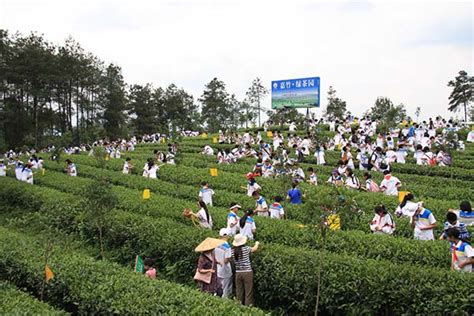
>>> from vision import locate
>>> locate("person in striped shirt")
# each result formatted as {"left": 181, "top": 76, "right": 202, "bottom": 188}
{"left": 227, "top": 234, "right": 260, "bottom": 306}
{"left": 440, "top": 212, "right": 470, "bottom": 242}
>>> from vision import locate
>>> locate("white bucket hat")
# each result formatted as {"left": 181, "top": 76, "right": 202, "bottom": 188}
{"left": 232, "top": 234, "right": 248, "bottom": 247}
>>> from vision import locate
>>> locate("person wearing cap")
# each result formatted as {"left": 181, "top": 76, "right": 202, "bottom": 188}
{"left": 194, "top": 238, "right": 224, "bottom": 295}
{"left": 215, "top": 228, "right": 233, "bottom": 298}
{"left": 411, "top": 206, "right": 437, "bottom": 241}
{"left": 252, "top": 191, "right": 269, "bottom": 217}
{"left": 227, "top": 234, "right": 260, "bottom": 306}
{"left": 227, "top": 203, "right": 241, "bottom": 236}
{"left": 241, "top": 173, "right": 261, "bottom": 197}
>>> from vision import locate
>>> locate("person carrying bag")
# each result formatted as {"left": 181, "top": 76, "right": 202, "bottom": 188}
{"left": 194, "top": 238, "right": 224, "bottom": 295}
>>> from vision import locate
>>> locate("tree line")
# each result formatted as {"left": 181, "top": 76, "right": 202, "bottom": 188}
{"left": 0, "top": 30, "right": 268, "bottom": 150}
{"left": 1, "top": 29, "right": 471, "bottom": 150}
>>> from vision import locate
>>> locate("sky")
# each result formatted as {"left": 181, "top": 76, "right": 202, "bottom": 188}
{"left": 0, "top": 0, "right": 472, "bottom": 121}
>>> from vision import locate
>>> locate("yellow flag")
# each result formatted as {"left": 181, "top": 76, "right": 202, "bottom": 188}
{"left": 266, "top": 131, "right": 273, "bottom": 138}
{"left": 143, "top": 189, "right": 151, "bottom": 200}
{"left": 41, "top": 168, "right": 46, "bottom": 176}
{"left": 327, "top": 214, "right": 341, "bottom": 231}
{"left": 398, "top": 191, "right": 409, "bottom": 203}
{"left": 45, "top": 265, "right": 54, "bottom": 282}
{"left": 212, "top": 137, "right": 218, "bottom": 144}
{"left": 210, "top": 168, "right": 218, "bottom": 177}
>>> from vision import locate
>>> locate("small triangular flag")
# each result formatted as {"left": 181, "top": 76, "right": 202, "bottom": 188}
{"left": 45, "top": 265, "right": 54, "bottom": 282}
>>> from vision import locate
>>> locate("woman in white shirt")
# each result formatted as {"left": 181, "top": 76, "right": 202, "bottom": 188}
{"left": 148, "top": 162, "right": 158, "bottom": 179}
{"left": 122, "top": 158, "right": 133, "bottom": 174}
{"left": 23, "top": 163, "right": 34, "bottom": 184}
{"left": 413, "top": 145, "right": 424, "bottom": 165}
{"left": 395, "top": 145, "right": 407, "bottom": 164}
{"left": 238, "top": 210, "right": 256, "bottom": 240}
{"left": 196, "top": 201, "right": 213, "bottom": 229}
{"left": 187, "top": 200, "right": 213, "bottom": 229}
{"left": 344, "top": 169, "right": 360, "bottom": 190}
{"left": 342, "top": 147, "right": 355, "bottom": 170}
{"left": 315, "top": 146, "right": 326, "bottom": 165}
{"left": 370, "top": 205, "right": 395, "bottom": 235}
{"left": 143, "top": 160, "right": 158, "bottom": 179}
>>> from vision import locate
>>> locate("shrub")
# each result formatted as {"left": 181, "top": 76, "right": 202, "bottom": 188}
{"left": 0, "top": 281, "right": 67, "bottom": 315}
{"left": 0, "top": 227, "right": 265, "bottom": 315}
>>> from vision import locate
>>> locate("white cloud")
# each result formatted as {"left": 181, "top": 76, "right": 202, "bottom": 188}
{"left": 1, "top": 0, "right": 472, "bottom": 120}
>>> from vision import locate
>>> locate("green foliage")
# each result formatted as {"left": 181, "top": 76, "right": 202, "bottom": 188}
{"left": 0, "top": 179, "right": 472, "bottom": 315}
{"left": 0, "top": 281, "right": 67, "bottom": 315}
{"left": 199, "top": 78, "right": 233, "bottom": 132}
{"left": 266, "top": 108, "right": 306, "bottom": 126}
{"left": 101, "top": 64, "right": 128, "bottom": 140}
{"left": 81, "top": 179, "right": 118, "bottom": 259}
{"left": 447, "top": 70, "right": 474, "bottom": 122}
{"left": 369, "top": 97, "right": 407, "bottom": 134}
{"left": 0, "top": 169, "right": 454, "bottom": 270}
{"left": 128, "top": 84, "right": 160, "bottom": 135}
{"left": 0, "top": 227, "right": 264, "bottom": 315}
{"left": 324, "top": 86, "right": 347, "bottom": 121}
{"left": 246, "top": 77, "right": 269, "bottom": 126}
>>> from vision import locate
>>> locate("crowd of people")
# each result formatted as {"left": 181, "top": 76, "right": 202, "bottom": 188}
{"left": 1, "top": 115, "right": 472, "bottom": 306}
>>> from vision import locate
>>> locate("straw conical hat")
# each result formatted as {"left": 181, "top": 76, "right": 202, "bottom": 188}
{"left": 195, "top": 238, "right": 225, "bottom": 252}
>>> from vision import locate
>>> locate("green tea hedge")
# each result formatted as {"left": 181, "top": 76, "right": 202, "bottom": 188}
{"left": 0, "top": 281, "right": 67, "bottom": 315}
{"left": 0, "top": 227, "right": 265, "bottom": 315}
{"left": 1, "top": 178, "right": 472, "bottom": 315}
{"left": 29, "top": 171, "right": 452, "bottom": 269}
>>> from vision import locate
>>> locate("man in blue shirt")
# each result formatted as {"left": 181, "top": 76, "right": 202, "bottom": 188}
{"left": 286, "top": 183, "right": 302, "bottom": 205}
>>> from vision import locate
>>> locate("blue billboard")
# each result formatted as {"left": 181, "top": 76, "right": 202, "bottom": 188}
{"left": 271, "top": 76, "right": 320, "bottom": 109}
